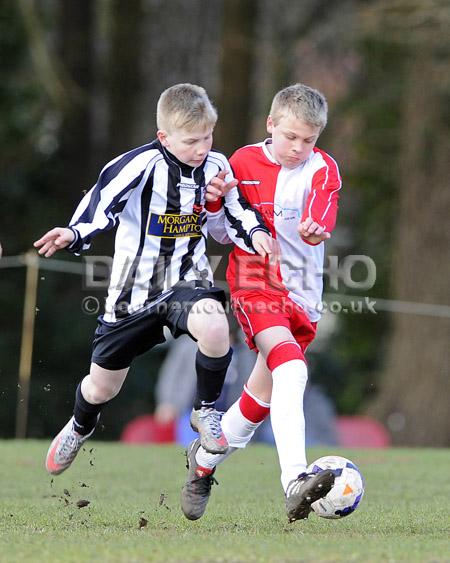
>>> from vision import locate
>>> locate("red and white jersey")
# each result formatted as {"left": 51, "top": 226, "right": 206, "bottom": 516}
{"left": 208, "top": 140, "right": 342, "bottom": 322}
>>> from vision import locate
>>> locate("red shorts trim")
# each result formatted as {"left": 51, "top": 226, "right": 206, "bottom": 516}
{"left": 232, "top": 290, "right": 317, "bottom": 353}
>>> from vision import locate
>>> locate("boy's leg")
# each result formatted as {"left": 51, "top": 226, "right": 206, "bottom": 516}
{"left": 46, "top": 364, "right": 128, "bottom": 475}
{"left": 46, "top": 301, "right": 166, "bottom": 476}
{"left": 196, "top": 352, "right": 271, "bottom": 467}
{"left": 255, "top": 326, "right": 334, "bottom": 521}
{"left": 255, "top": 326, "right": 308, "bottom": 489}
{"left": 183, "top": 290, "right": 333, "bottom": 521}
{"left": 190, "top": 353, "right": 271, "bottom": 473}
{"left": 186, "top": 298, "right": 232, "bottom": 454}
{"left": 181, "top": 354, "right": 271, "bottom": 520}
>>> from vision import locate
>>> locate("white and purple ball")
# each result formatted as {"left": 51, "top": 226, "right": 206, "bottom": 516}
{"left": 307, "top": 455, "right": 365, "bottom": 519}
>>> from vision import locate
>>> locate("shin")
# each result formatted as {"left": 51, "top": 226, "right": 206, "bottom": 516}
{"left": 195, "top": 384, "right": 270, "bottom": 469}
{"left": 266, "top": 340, "right": 308, "bottom": 492}
{"left": 73, "top": 364, "right": 129, "bottom": 435}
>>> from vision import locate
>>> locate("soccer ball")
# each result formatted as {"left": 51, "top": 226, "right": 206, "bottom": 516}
{"left": 307, "top": 455, "right": 365, "bottom": 519}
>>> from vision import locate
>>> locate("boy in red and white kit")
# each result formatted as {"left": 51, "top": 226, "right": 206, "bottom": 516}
{"left": 181, "top": 83, "right": 342, "bottom": 522}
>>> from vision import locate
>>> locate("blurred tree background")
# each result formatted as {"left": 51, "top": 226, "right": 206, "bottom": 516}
{"left": 1, "top": 0, "right": 449, "bottom": 445}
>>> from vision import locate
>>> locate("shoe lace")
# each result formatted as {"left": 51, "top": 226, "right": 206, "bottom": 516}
{"left": 192, "top": 474, "right": 218, "bottom": 494}
{"left": 58, "top": 431, "right": 83, "bottom": 461}
{"left": 199, "top": 408, "right": 224, "bottom": 439}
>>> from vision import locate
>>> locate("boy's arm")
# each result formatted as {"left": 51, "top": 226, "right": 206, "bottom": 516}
{"left": 299, "top": 152, "right": 342, "bottom": 245}
{"left": 223, "top": 186, "right": 270, "bottom": 251}
{"left": 62, "top": 152, "right": 148, "bottom": 255}
{"left": 206, "top": 206, "right": 233, "bottom": 245}
{"left": 206, "top": 162, "right": 271, "bottom": 252}
{"left": 205, "top": 170, "right": 236, "bottom": 245}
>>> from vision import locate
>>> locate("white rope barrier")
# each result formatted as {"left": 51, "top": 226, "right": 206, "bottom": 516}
{"left": 1, "top": 254, "right": 449, "bottom": 318}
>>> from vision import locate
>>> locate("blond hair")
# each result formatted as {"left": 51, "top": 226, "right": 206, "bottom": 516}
{"left": 270, "top": 83, "right": 328, "bottom": 131}
{"left": 156, "top": 83, "right": 217, "bottom": 133}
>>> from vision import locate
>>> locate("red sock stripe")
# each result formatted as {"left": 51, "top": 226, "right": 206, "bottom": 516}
{"left": 266, "top": 340, "right": 304, "bottom": 372}
{"left": 239, "top": 387, "right": 270, "bottom": 423}
{"left": 195, "top": 465, "right": 214, "bottom": 478}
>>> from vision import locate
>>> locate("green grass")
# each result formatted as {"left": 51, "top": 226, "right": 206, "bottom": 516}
{"left": 0, "top": 441, "right": 449, "bottom": 562}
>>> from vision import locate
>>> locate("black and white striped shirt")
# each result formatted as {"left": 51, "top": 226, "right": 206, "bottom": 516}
{"left": 67, "top": 139, "right": 268, "bottom": 322}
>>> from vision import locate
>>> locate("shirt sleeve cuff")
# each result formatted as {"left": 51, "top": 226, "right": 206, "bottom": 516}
{"left": 301, "top": 236, "right": 321, "bottom": 246}
{"left": 65, "top": 227, "right": 82, "bottom": 254}
{"left": 249, "top": 226, "right": 271, "bottom": 250}
{"left": 205, "top": 198, "right": 223, "bottom": 213}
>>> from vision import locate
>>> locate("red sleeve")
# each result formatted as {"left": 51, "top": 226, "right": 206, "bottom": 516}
{"left": 229, "top": 150, "right": 241, "bottom": 179}
{"left": 301, "top": 150, "right": 342, "bottom": 233}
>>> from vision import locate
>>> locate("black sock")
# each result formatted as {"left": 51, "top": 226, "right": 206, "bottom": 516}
{"left": 73, "top": 383, "right": 106, "bottom": 436}
{"left": 193, "top": 348, "right": 233, "bottom": 410}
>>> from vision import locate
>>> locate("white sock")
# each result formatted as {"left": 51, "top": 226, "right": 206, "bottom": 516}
{"left": 270, "top": 359, "right": 308, "bottom": 492}
{"left": 195, "top": 444, "right": 236, "bottom": 469}
{"left": 195, "top": 397, "right": 267, "bottom": 469}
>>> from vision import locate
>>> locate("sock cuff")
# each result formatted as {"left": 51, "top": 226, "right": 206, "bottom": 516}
{"left": 73, "top": 382, "right": 104, "bottom": 436}
{"left": 266, "top": 341, "right": 304, "bottom": 372}
{"left": 195, "top": 465, "right": 214, "bottom": 478}
{"left": 243, "top": 385, "right": 270, "bottom": 408}
{"left": 196, "top": 347, "right": 233, "bottom": 370}
{"left": 239, "top": 386, "right": 270, "bottom": 423}
{"left": 75, "top": 383, "right": 99, "bottom": 412}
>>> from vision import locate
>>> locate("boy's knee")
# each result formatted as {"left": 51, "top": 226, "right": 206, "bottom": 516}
{"left": 82, "top": 373, "right": 124, "bottom": 404}
{"left": 188, "top": 299, "right": 230, "bottom": 352}
{"left": 203, "top": 316, "right": 229, "bottom": 341}
{"left": 83, "top": 382, "right": 120, "bottom": 404}
{"left": 196, "top": 316, "right": 229, "bottom": 354}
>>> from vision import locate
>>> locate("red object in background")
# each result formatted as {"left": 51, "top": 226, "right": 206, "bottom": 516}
{"left": 120, "top": 414, "right": 175, "bottom": 444}
{"left": 336, "top": 415, "right": 391, "bottom": 448}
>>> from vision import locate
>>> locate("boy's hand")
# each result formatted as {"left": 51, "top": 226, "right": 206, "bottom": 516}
{"left": 252, "top": 230, "right": 280, "bottom": 265}
{"left": 34, "top": 227, "right": 75, "bottom": 258}
{"left": 298, "top": 217, "right": 331, "bottom": 245}
{"left": 205, "top": 170, "right": 238, "bottom": 202}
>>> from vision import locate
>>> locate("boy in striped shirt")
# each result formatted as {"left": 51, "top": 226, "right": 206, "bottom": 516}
{"left": 34, "top": 83, "right": 274, "bottom": 476}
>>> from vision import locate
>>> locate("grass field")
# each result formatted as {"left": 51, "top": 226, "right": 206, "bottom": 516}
{"left": 0, "top": 441, "right": 449, "bottom": 562}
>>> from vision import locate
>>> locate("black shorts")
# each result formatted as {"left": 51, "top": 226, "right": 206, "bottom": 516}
{"left": 91, "top": 282, "right": 226, "bottom": 370}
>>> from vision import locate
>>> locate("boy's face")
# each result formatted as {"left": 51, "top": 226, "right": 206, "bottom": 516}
{"left": 157, "top": 126, "right": 213, "bottom": 167}
{"left": 266, "top": 114, "right": 321, "bottom": 169}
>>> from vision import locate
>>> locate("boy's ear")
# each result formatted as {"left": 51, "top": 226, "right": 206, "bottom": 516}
{"left": 266, "top": 115, "right": 274, "bottom": 135}
{"left": 157, "top": 130, "right": 169, "bottom": 147}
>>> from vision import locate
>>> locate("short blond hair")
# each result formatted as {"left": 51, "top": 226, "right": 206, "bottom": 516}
{"left": 156, "top": 83, "right": 217, "bottom": 133}
{"left": 270, "top": 83, "right": 328, "bottom": 131}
